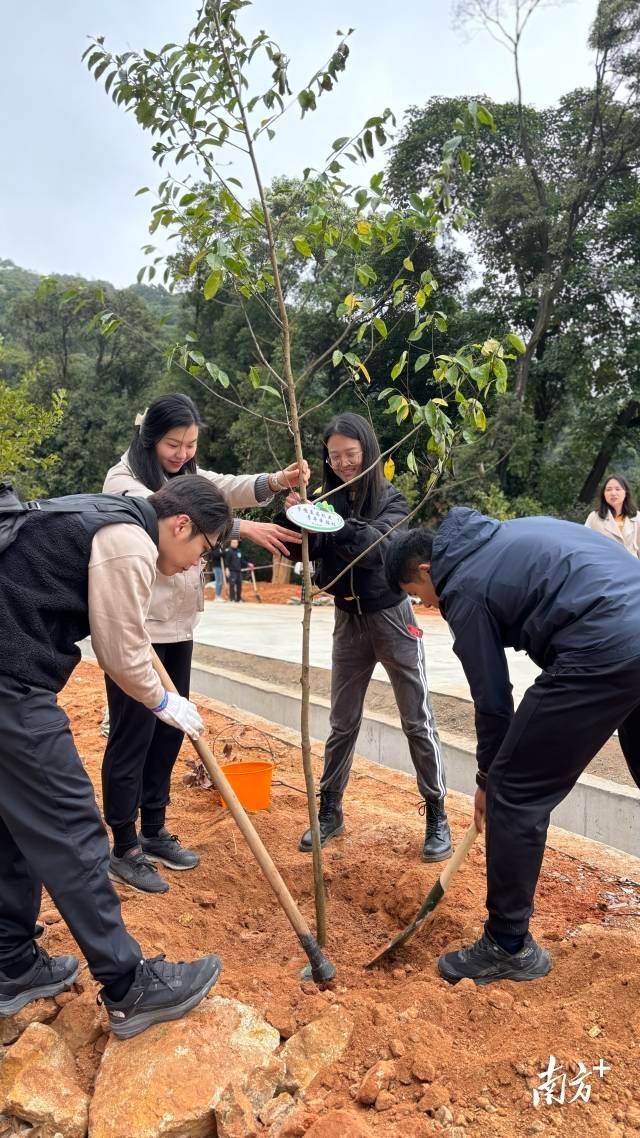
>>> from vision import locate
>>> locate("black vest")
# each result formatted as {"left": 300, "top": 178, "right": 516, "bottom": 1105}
{"left": 0, "top": 494, "right": 158, "bottom": 693}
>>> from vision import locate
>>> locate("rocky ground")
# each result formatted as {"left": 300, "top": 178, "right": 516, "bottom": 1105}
{"left": 2, "top": 662, "right": 640, "bottom": 1138}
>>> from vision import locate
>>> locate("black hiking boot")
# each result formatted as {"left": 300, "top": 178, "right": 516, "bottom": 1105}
{"left": 438, "top": 930, "right": 552, "bottom": 986}
{"left": 0, "top": 947, "right": 79, "bottom": 1017}
{"left": 140, "top": 828, "right": 200, "bottom": 871}
{"left": 108, "top": 846, "right": 170, "bottom": 895}
{"left": 100, "top": 953, "right": 222, "bottom": 1040}
{"left": 421, "top": 798, "right": 452, "bottom": 862}
{"left": 298, "top": 793, "right": 344, "bottom": 852}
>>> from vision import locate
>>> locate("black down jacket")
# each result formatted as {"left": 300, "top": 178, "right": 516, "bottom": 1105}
{"left": 278, "top": 481, "right": 409, "bottom": 614}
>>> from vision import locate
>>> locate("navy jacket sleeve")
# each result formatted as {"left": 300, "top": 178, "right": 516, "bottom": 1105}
{"left": 444, "top": 593, "right": 514, "bottom": 784}
{"left": 329, "top": 487, "right": 408, "bottom": 567}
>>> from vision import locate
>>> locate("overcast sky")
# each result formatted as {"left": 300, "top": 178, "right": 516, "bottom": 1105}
{"left": 0, "top": 0, "right": 598, "bottom": 288}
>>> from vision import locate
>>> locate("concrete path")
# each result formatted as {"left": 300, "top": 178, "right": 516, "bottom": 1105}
{"left": 195, "top": 601, "right": 540, "bottom": 706}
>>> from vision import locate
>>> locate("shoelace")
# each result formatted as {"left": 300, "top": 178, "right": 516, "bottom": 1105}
{"left": 418, "top": 800, "right": 444, "bottom": 825}
{"left": 97, "top": 954, "right": 183, "bottom": 1008}
{"left": 138, "top": 953, "right": 181, "bottom": 992}
{"left": 318, "top": 800, "right": 340, "bottom": 823}
{"left": 128, "top": 849, "right": 160, "bottom": 874}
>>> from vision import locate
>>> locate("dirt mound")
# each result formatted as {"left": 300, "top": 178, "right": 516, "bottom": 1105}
{"left": 26, "top": 663, "right": 640, "bottom": 1136}
{"left": 204, "top": 581, "right": 308, "bottom": 605}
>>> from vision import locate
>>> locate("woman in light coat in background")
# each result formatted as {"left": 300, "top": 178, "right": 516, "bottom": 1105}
{"left": 101, "top": 392, "right": 307, "bottom": 894}
{"left": 585, "top": 474, "right": 639, "bottom": 557}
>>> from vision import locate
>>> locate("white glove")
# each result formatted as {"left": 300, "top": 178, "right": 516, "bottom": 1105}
{"left": 151, "top": 690, "right": 204, "bottom": 739}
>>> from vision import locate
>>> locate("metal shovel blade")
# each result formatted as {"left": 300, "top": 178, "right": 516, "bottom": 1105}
{"left": 365, "top": 821, "right": 479, "bottom": 968}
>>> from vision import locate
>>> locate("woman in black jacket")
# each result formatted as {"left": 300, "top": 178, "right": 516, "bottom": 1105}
{"left": 285, "top": 412, "right": 450, "bottom": 862}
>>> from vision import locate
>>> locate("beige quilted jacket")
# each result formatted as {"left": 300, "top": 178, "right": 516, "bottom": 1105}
{"left": 585, "top": 509, "right": 639, "bottom": 558}
{"left": 103, "top": 453, "right": 274, "bottom": 642}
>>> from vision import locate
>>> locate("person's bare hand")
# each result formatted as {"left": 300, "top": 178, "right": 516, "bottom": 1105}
{"left": 474, "top": 787, "right": 486, "bottom": 833}
{"left": 279, "top": 460, "right": 310, "bottom": 489}
{"left": 239, "top": 519, "right": 302, "bottom": 556}
{"left": 285, "top": 490, "right": 301, "bottom": 510}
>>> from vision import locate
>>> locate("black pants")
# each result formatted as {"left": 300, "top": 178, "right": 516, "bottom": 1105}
{"left": 102, "top": 641, "right": 193, "bottom": 844}
{"left": 486, "top": 657, "right": 640, "bottom": 937}
{"left": 228, "top": 573, "right": 242, "bottom": 602}
{"left": 0, "top": 675, "right": 141, "bottom": 984}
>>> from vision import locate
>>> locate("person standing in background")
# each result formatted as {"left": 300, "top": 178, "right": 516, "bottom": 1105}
{"left": 209, "top": 541, "right": 227, "bottom": 601}
{"left": 224, "top": 538, "right": 252, "bottom": 602}
{"left": 585, "top": 474, "right": 639, "bottom": 557}
{"left": 102, "top": 392, "right": 307, "bottom": 895}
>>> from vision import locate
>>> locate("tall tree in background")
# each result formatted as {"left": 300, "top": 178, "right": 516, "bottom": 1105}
{"left": 387, "top": 0, "right": 640, "bottom": 510}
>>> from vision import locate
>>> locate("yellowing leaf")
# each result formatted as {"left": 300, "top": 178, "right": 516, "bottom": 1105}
{"left": 356, "top": 220, "right": 371, "bottom": 236}
{"left": 343, "top": 293, "right": 359, "bottom": 312}
{"left": 383, "top": 458, "right": 395, "bottom": 481}
{"left": 481, "top": 338, "right": 500, "bottom": 357}
{"left": 357, "top": 360, "right": 371, "bottom": 383}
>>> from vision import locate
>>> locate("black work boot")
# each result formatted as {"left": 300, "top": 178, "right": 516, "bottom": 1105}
{"left": 422, "top": 798, "right": 452, "bottom": 862}
{"left": 298, "top": 793, "right": 344, "bottom": 852}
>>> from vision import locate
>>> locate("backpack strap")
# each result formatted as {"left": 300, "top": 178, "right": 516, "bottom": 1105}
{"left": 0, "top": 484, "right": 158, "bottom": 554}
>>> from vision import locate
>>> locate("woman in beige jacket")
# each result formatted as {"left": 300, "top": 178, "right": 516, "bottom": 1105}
{"left": 585, "top": 474, "right": 639, "bottom": 558}
{"left": 101, "top": 392, "right": 307, "bottom": 894}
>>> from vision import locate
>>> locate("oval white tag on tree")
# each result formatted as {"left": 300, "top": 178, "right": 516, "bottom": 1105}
{"left": 286, "top": 502, "right": 345, "bottom": 533}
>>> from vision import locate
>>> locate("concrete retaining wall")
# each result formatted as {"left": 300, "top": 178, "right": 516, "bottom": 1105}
{"left": 189, "top": 661, "right": 640, "bottom": 861}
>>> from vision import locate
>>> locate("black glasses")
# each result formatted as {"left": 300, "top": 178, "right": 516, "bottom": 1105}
{"left": 194, "top": 525, "right": 215, "bottom": 554}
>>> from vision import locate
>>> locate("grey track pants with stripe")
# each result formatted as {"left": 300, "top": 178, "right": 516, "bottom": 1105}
{"left": 320, "top": 597, "right": 446, "bottom": 802}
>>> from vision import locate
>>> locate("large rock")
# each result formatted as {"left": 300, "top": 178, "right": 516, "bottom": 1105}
{"left": 280, "top": 1006, "right": 354, "bottom": 1096}
{"left": 0, "top": 1001, "right": 58, "bottom": 1046}
{"left": 53, "top": 990, "right": 105, "bottom": 1055}
{"left": 305, "top": 1110, "right": 371, "bottom": 1138}
{"left": 0, "top": 1022, "right": 88, "bottom": 1138}
{"left": 89, "top": 997, "right": 280, "bottom": 1138}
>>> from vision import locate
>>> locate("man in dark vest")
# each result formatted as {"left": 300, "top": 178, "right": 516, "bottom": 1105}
{"left": 0, "top": 475, "right": 232, "bottom": 1038}
{"left": 386, "top": 508, "right": 640, "bottom": 986}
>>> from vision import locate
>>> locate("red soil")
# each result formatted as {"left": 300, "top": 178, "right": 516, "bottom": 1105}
{"left": 40, "top": 664, "right": 640, "bottom": 1136}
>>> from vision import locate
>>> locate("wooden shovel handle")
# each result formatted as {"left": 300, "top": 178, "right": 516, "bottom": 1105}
{"left": 439, "top": 820, "right": 479, "bottom": 892}
{"left": 151, "top": 649, "right": 333, "bottom": 980}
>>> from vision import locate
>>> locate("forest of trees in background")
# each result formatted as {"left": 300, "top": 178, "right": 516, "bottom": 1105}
{"left": 1, "top": 5, "right": 639, "bottom": 522}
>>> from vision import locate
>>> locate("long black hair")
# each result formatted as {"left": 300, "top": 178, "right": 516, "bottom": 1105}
{"left": 597, "top": 473, "right": 637, "bottom": 520}
{"left": 321, "top": 412, "right": 385, "bottom": 518}
{"left": 127, "top": 393, "right": 202, "bottom": 491}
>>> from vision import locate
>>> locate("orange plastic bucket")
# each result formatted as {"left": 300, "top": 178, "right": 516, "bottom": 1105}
{"left": 218, "top": 761, "right": 273, "bottom": 811}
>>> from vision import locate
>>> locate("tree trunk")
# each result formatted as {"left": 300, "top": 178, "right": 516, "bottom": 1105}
{"left": 578, "top": 400, "right": 640, "bottom": 504}
{"left": 271, "top": 553, "right": 292, "bottom": 585}
{"left": 515, "top": 280, "right": 559, "bottom": 402}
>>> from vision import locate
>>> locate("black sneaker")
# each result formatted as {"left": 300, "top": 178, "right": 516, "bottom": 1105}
{"left": 100, "top": 953, "right": 222, "bottom": 1040}
{"left": 140, "top": 829, "right": 200, "bottom": 871}
{"left": 299, "top": 793, "right": 344, "bottom": 852}
{"left": 0, "top": 947, "right": 78, "bottom": 1017}
{"left": 438, "top": 930, "right": 552, "bottom": 986}
{"left": 421, "top": 798, "right": 452, "bottom": 863}
{"left": 108, "top": 847, "right": 170, "bottom": 895}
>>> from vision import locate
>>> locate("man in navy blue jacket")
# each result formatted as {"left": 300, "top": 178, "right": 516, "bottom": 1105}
{"left": 386, "top": 507, "right": 640, "bottom": 986}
